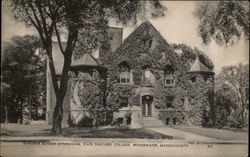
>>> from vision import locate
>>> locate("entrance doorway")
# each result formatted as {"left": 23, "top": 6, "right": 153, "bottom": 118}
{"left": 142, "top": 95, "right": 153, "bottom": 117}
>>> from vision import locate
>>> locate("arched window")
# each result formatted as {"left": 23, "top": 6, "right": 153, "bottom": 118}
{"left": 164, "top": 66, "right": 175, "bottom": 86}
{"left": 119, "top": 62, "right": 130, "bottom": 84}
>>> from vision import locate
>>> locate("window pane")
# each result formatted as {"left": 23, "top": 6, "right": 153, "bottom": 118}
{"left": 120, "top": 97, "right": 128, "bottom": 107}
{"left": 120, "top": 71, "right": 130, "bottom": 83}
{"left": 166, "top": 103, "right": 172, "bottom": 108}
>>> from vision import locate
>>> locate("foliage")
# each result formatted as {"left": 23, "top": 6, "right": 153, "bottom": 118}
{"left": 171, "top": 43, "right": 214, "bottom": 70}
{"left": 1, "top": 35, "right": 45, "bottom": 123}
{"left": 106, "top": 84, "right": 136, "bottom": 109}
{"left": 215, "top": 64, "right": 249, "bottom": 128}
{"left": 195, "top": 1, "right": 249, "bottom": 45}
{"left": 99, "top": 21, "right": 215, "bottom": 126}
{"left": 215, "top": 83, "right": 238, "bottom": 128}
{"left": 10, "top": 0, "right": 166, "bottom": 134}
{"left": 158, "top": 111, "right": 185, "bottom": 125}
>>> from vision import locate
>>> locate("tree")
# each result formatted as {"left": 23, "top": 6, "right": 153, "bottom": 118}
{"left": 10, "top": 0, "right": 166, "bottom": 134}
{"left": 195, "top": 1, "right": 249, "bottom": 45}
{"left": 1, "top": 35, "right": 45, "bottom": 124}
{"left": 214, "top": 83, "right": 238, "bottom": 128}
{"left": 1, "top": 82, "right": 11, "bottom": 123}
{"left": 216, "top": 64, "right": 249, "bottom": 128}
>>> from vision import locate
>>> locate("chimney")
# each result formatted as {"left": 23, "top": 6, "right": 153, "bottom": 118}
{"left": 107, "top": 27, "right": 123, "bottom": 52}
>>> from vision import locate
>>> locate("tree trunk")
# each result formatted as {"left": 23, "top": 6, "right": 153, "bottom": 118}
{"left": 50, "top": 53, "right": 72, "bottom": 135}
{"left": 48, "top": 28, "right": 77, "bottom": 135}
{"left": 20, "top": 101, "right": 24, "bottom": 124}
{"left": 51, "top": 95, "right": 64, "bottom": 135}
{"left": 4, "top": 103, "right": 8, "bottom": 123}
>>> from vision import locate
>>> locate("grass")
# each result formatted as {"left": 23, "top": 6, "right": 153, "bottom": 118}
{"left": 1, "top": 123, "right": 175, "bottom": 139}
{"left": 172, "top": 125, "right": 248, "bottom": 141}
{"left": 62, "top": 127, "right": 174, "bottom": 139}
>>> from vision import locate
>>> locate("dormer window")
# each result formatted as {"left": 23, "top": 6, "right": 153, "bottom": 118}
{"left": 119, "top": 62, "right": 130, "bottom": 84}
{"left": 164, "top": 67, "right": 175, "bottom": 86}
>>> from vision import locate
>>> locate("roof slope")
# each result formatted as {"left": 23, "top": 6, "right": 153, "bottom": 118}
{"left": 71, "top": 52, "right": 100, "bottom": 67}
{"left": 114, "top": 21, "right": 177, "bottom": 61}
{"left": 51, "top": 27, "right": 122, "bottom": 74}
{"left": 188, "top": 56, "right": 214, "bottom": 74}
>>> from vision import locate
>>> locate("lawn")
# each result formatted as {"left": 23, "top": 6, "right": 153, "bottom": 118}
{"left": 172, "top": 125, "right": 248, "bottom": 141}
{"left": 62, "top": 127, "right": 174, "bottom": 139}
{"left": 1, "top": 124, "right": 175, "bottom": 139}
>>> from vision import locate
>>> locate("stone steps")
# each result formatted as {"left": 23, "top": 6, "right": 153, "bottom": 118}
{"left": 142, "top": 117, "right": 166, "bottom": 127}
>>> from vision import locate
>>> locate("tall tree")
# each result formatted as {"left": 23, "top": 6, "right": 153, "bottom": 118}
{"left": 216, "top": 64, "right": 249, "bottom": 128}
{"left": 1, "top": 35, "right": 45, "bottom": 123}
{"left": 10, "top": 0, "right": 166, "bottom": 134}
{"left": 195, "top": 1, "right": 249, "bottom": 46}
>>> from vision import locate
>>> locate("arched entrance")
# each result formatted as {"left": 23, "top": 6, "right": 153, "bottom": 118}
{"left": 142, "top": 95, "right": 153, "bottom": 117}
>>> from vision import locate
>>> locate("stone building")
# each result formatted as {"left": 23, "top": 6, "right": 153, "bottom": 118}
{"left": 46, "top": 21, "right": 215, "bottom": 128}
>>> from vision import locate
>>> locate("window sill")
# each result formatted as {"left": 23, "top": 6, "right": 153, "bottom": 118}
{"left": 164, "top": 85, "right": 175, "bottom": 87}
{"left": 159, "top": 108, "right": 176, "bottom": 111}
{"left": 117, "top": 82, "right": 131, "bottom": 85}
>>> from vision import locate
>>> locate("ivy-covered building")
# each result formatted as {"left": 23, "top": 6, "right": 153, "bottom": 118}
{"left": 46, "top": 21, "right": 215, "bottom": 128}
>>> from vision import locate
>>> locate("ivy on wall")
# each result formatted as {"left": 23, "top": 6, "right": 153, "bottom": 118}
{"left": 73, "top": 22, "right": 215, "bottom": 126}
{"left": 98, "top": 23, "right": 215, "bottom": 126}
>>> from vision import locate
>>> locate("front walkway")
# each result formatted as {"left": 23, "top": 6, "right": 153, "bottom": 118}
{"left": 148, "top": 127, "right": 247, "bottom": 143}
{"left": 148, "top": 127, "right": 217, "bottom": 142}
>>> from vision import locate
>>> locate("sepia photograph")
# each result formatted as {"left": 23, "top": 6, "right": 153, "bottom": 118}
{"left": 1, "top": 0, "right": 249, "bottom": 157}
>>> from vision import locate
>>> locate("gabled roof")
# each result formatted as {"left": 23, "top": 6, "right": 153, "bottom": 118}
{"left": 187, "top": 56, "right": 214, "bottom": 74}
{"left": 114, "top": 21, "right": 177, "bottom": 61}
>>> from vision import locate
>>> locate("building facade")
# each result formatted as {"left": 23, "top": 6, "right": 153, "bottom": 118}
{"left": 46, "top": 21, "right": 215, "bottom": 128}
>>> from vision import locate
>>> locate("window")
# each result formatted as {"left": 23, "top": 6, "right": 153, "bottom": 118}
{"left": 143, "top": 39, "right": 153, "bottom": 48}
{"left": 164, "top": 68, "right": 175, "bottom": 86}
{"left": 203, "top": 74, "right": 211, "bottom": 82}
{"left": 166, "top": 96, "right": 173, "bottom": 108}
{"left": 120, "top": 97, "right": 129, "bottom": 107}
{"left": 191, "top": 76, "right": 196, "bottom": 83}
{"left": 143, "top": 68, "right": 155, "bottom": 85}
{"left": 119, "top": 62, "right": 130, "bottom": 84}
{"left": 166, "top": 102, "right": 172, "bottom": 108}
{"left": 145, "top": 69, "right": 151, "bottom": 78}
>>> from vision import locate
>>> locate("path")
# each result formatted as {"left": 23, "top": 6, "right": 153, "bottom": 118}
{"left": 148, "top": 127, "right": 247, "bottom": 143}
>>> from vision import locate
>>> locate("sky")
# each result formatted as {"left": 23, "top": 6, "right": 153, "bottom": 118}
{"left": 1, "top": 1, "right": 249, "bottom": 74}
